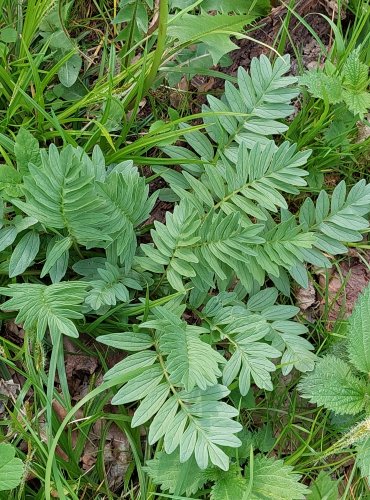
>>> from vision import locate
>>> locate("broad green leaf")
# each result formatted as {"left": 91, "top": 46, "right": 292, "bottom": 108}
{"left": 144, "top": 450, "right": 208, "bottom": 496}
{"left": 14, "top": 128, "right": 41, "bottom": 174}
{"left": 58, "top": 54, "right": 82, "bottom": 87}
{"left": 41, "top": 236, "right": 72, "bottom": 278}
{"left": 168, "top": 13, "right": 257, "bottom": 64}
{"left": 9, "top": 230, "right": 40, "bottom": 278}
{"left": 356, "top": 437, "right": 370, "bottom": 482}
{"left": 348, "top": 284, "right": 370, "bottom": 374}
{"left": 298, "top": 355, "right": 367, "bottom": 415}
{"left": 245, "top": 455, "right": 309, "bottom": 499}
{"left": 0, "top": 443, "right": 24, "bottom": 492}
{"left": 307, "top": 471, "right": 339, "bottom": 500}
{"left": 299, "top": 71, "right": 342, "bottom": 103}
{"left": 0, "top": 226, "right": 17, "bottom": 252}
{"left": 210, "top": 464, "right": 246, "bottom": 499}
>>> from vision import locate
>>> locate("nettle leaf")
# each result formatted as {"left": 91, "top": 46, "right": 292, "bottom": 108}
{"left": 14, "top": 128, "right": 41, "bottom": 175}
{"left": 0, "top": 282, "right": 87, "bottom": 341}
{"left": 144, "top": 450, "right": 208, "bottom": 496}
{"left": 299, "top": 71, "right": 343, "bottom": 103}
{"left": 307, "top": 471, "right": 339, "bottom": 500}
{"left": 347, "top": 284, "right": 370, "bottom": 374}
{"left": 356, "top": 437, "right": 370, "bottom": 483}
{"left": 245, "top": 455, "right": 309, "bottom": 499}
{"left": 202, "top": 0, "right": 270, "bottom": 14}
{"left": 0, "top": 443, "right": 24, "bottom": 492}
{"left": 167, "top": 13, "right": 257, "bottom": 64}
{"left": 298, "top": 355, "right": 368, "bottom": 415}
{"left": 210, "top": 464, "right": 246, "bottom": 500}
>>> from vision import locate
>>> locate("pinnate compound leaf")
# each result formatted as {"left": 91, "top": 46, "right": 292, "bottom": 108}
{"left": 347, "top": 284, "right": 370, "bottom": 374}
{"left": 13, "top": 145, "right": 111, "bottom": 247}
{"left": 97, "top": 169, "right": 155, "bottom": 266}
{"left": 144, "top": 308, "right": 224, "bottom": 392}
{"left": 0, "top": 443, "right": 24, "bottom": 492}
{"left": 298, "top": 355, "right": 367, "bottom": 415}
{"left": 0, "top": 282, "right": 87, "bottom": 340}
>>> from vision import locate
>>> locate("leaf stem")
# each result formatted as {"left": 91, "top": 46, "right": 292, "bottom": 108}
{"left": 143, "top": 0, "right": 168, "bottom": 92}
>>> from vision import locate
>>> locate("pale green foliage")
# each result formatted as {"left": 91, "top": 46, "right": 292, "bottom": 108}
{"left": 99, "top": 306, "right": 241, "bottom": 471}
{"left": 202, "top": 289, "right": 315, "bottom": 391}
{"left": 299, "top": 47, "right": 370, "bottom": 116}
{"left": 84, "top": 262, "right": 143, "bottom": 312}
{"left": 151, "top": 56, "right": 370, "bottom": 294}
{"left": 146, "top": 451, "right": 308, "bottom": 499}
{"left": 0, "top": 282, "right": 87, "bottom": 340}
{"left": 0, "top": 54, "right": 369, "bottom": 489}
{"left": 0, "top": 444, "right": 24, "bottom": 492}
{"left": 13, "top": 145, "right": 111, "bottom": 247}
{"left": 2, "top": 143, "right": 154, "bottom": 281}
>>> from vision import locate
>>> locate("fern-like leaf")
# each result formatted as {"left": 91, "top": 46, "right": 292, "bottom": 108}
{"left": 96, "top": 168, "right": 156, "bottom": 266}
{"left": 99, "top": 307, "right": 241, "bottom": 470}
{"left": 0, "top": 282, "right": 87, "bottom": 340}
{"left": 13, "top": 145, "right": 111, "bottom": 247}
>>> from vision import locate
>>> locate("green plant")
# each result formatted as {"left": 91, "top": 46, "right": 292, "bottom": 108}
{"left": 299, "top": 46, "right": 370, "bottom": 117}
{"left": 0, "top": 443, "right": 24, "bottom": 492}
{"left": 1, "top": 52, "right": 370, "bottom": 499}
{"left": 299, "top": 283, "right": 370, "bottom": 483}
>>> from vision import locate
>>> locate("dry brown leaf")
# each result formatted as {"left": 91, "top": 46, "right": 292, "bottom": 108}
{"left": 296, "top": 281, "right": 316, "bottom": 311}
{"left": 104, "top": 425, "right": 131, "bottom": 489}
{"left": 0, "top": 378, "right": 20, "bottom": 400}
{"left": 319, "top": 254, "right": 370, "bottom": 328}
{"left": 80, "top": 422, "right": 132, "bottom": 489}
{"left": 65, "top": 354, "right": 98, "bottom": 379}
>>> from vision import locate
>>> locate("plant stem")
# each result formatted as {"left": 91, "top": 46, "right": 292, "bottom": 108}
{"left": 143, "top": 0, "right": 168, "bottom": 92}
